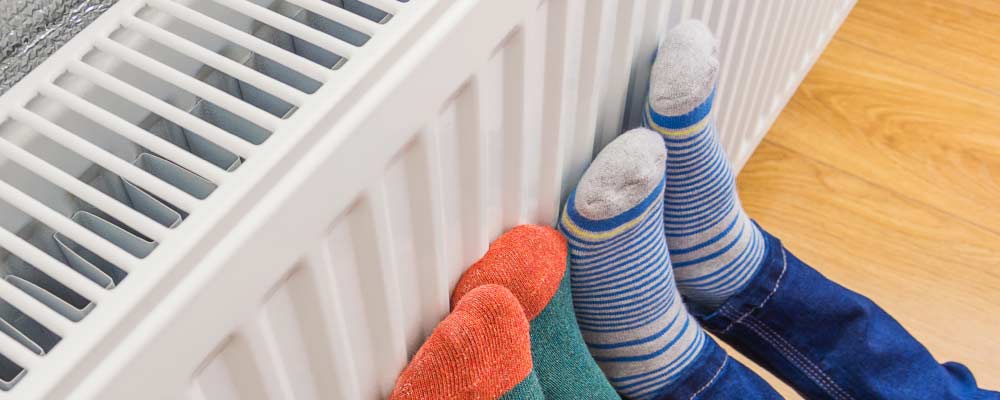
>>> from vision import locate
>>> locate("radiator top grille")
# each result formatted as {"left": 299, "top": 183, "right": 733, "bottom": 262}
{"left": 0, "top": 0, "right": 406, "bottom": 391}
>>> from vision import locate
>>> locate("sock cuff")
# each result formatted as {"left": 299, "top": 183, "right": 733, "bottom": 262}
{"left": 392, "top": 285, "right": 533, "bottom": 400}
{"left": 645, "top": 88, "right": 715, "bottom": 138}
{"left": 452, "top": 225, "right": 567, "bottom": 321}
{"left": 560, "top": 176, "right": 664, "bottom": 242}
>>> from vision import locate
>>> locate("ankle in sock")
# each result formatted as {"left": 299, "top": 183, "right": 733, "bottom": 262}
{"left": 559, "top": 129, "right": 708, "bottom": 400}
{"left": 644, "top": 20, "right": 766, "bottom": 310}
{"left": 391, "top": 284, "right": 544, "bottom": 400}
{"left": 452, "top": 225, "right": 619, "bottom": 400}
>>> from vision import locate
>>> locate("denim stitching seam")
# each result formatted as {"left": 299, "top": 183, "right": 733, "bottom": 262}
{"left": 757, "top": 317, "right": 854, "bottom": 400}
{"left": 743, "top": 316, "right": 854, "bottom": 400}
{"left": 737, "top": 315, "right": 843, "bottom": 400}
{"left": 688, "top": 356, "right": 728, "bottom": 400}
{"left": 720, "top": 247, "right": 788, "bottom": 334}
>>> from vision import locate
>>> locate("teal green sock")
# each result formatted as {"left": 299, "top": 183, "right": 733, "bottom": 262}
{"left": 504, "top": 370, "right": 545, "bottom": 400}
{"left": 532, "top": 265, "right": 620, "bottom": 399}
{"left": 453, "top": 225, "right": 620, "bottom": 400}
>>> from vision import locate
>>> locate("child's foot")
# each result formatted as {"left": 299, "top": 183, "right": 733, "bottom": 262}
{"left": 645, "top": 20, "right": 766, "bottom": 310}
{"left": 452, "top": 225, "right": 619, "bottom": 400}
{"left": 391, "top": 285, "right": 544, "bottom": 399}
{"left": 559, "top": 129, "right": 709, "bottom": 400}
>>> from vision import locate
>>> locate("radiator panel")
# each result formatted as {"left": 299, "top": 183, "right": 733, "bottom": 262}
{"left": 0, "top": 0, "right": 853, "bottom": 398}
{"left": 176, "top": 1, "right": 854, "bottom": 398}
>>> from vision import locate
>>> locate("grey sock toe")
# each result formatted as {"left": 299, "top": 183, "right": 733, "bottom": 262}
{"left": 649, "top": 20, "right": 719, "bottom": 116}
{"left": 573, "top": 128, "right": 665, "bottom": 220}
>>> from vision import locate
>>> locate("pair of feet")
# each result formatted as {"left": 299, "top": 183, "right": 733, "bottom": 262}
{"left": 391, "top": 225, "right": 616, "bottom": 399}
{"left": 393, "top": 20, "right": 765, "bottom": 400}
{"left": 559, "top": 20, "right": 765, "bottom": 400}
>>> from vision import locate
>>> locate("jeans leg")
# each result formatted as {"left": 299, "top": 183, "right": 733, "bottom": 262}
{"left": 695, "top": 224, "right": 999, "bottom": 400}
{"left": 656, "top": 337, "right": 783, "bottom": 400}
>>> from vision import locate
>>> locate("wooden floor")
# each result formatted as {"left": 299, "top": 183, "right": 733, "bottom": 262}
{"left": 732, "top": 0, "right": 1000, "bottom": 397}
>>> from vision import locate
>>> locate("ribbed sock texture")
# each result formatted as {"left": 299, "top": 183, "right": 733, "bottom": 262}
{"left": 501, "top": 371, "right": 545, "bottom": 400}
{"left": 452, "top": 225, "right": 619, "bottom": 400}
{"left": 391, "top": 284, "right": 544, "bottom": 400}
{"left": 560, "top": 129, "right": 707, "bottom": 400}
{"left": 644, "top": 20, "right": 765, "bottom": 310}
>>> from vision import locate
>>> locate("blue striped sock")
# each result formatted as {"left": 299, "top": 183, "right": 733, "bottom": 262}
{"left": 644, "top": 20, "right": 765, "bottom": 310}
{"left": 559, "top": 129, "right": 707, "bottom": 400}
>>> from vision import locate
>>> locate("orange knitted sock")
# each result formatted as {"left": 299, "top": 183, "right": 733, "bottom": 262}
{"left": 391, "top": 284, "right": 544, "bottom": 400}
{"left": 452, "top": 225, "right": 619, "bottom": 399}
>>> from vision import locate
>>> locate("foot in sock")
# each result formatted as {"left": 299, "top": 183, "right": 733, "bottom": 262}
{"left": 452, "top": 225, "right": 619, "bottom": 400}
{"left": 644, "top": 20, "right": 766, "bottom": 310}
{"left": 559, "top": 129, "right": 710, "bottom": 400}
{"left": 391, "top": 284, "right": 544, "bottom": 400}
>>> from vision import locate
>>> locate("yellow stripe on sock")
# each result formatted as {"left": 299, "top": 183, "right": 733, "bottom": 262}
{"left": 645, "top": 106, "right": 711, "bottom": 137}
{"left": 560, "top": 197, "right": 659, "bottom": 242}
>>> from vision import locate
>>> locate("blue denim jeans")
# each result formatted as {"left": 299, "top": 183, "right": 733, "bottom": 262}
{"left": 661, "top": 337, "right": 783, "bottom": 399}
{"left": 662, "top": 225, "right": 998, "bottom": 400}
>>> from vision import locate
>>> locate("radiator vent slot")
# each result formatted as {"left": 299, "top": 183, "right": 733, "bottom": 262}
{"left": 0, "top": 0, "right": 406, "bottom": 390}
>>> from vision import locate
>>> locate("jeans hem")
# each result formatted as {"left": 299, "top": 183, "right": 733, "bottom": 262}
{"left": 693, "top": 221, "right": 786, "bottom": 333}
{"left": 694, "top": 225, "right": 856, "bottom": 400}
{"left": 653, "top": 338, "right": 728, "bottom": 400}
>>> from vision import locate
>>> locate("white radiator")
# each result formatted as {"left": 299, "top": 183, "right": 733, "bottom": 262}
{"left": 0, "top": 0, "right": 853, "bottom": 398}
